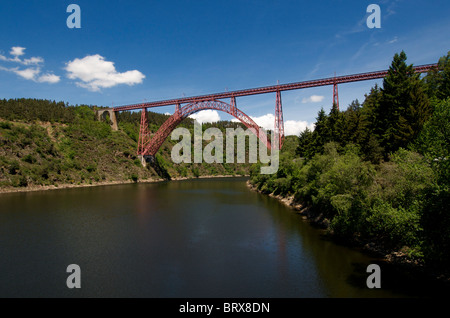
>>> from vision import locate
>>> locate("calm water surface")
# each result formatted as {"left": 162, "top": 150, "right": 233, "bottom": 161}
{"left": 0, "top": 178, "right": 443, "bottom": 297}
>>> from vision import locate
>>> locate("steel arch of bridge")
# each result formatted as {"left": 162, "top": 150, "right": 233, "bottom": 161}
{"left": 138, "top": 99, "right": 277, "bottom": 157}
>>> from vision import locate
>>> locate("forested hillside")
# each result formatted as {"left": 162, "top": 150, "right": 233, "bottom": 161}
{"left": 250, "top": 51, "right": 450, "bottom": 270}
{"left": 0, "top": 100, "right": 253, "bottom": 192}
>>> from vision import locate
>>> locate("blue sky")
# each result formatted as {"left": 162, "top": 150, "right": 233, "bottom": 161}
{"left": 0, "top": 0, "right": 449, "bottom": 135}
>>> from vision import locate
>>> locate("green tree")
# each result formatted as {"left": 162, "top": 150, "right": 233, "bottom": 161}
{"left": 328, "top": 103, "right": 346, "bottom": 146}
{"left": 361, "top": 84, "right": 383, "bottom": 141}
{"left": 296, "top": 127, "right": 314, "bottom": 158}
{"left": 309, "top": 108, "right": 331, "bottom": 155}
{"left": 342, "top": 99, "right": 367, "bottom": 146}
{"left": 377, "top": 51, "right": 431, "bottom": 153}
{"left": 424, "top": 51, "right": 450, "bottom": 100}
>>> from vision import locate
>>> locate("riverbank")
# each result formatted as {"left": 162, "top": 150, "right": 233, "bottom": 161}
{"left": 246, "top": 180, "right": 330, "bottom": 227}
{"left": 0, "top": 174, "right": 247, "bottom": 195}
{"left": 246, "top": 180, "right": 450, "bottom": 288}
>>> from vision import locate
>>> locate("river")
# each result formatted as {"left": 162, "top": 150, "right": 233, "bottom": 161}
{"left": 0, "top": 177, "right": 441, "bottom": 298}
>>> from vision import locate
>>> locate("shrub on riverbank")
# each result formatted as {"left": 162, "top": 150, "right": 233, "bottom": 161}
{"left": 250, "top": 142, "right": 443, "bottom": 264}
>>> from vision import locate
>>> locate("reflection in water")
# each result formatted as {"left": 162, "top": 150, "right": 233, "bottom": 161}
{"left": 0, "top": 178, "right": 441, "bottom": 297}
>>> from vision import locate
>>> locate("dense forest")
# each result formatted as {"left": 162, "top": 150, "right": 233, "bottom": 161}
{"left": 250, "top": 51, "right": 450, "bottom": 270}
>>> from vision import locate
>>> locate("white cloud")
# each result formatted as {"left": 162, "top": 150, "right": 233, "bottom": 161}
{"left": 302, "top": 95, "right": 324, "bottom": 103}
{"left": 14, "top": 67, "right": 41, "bottom": 80}
{"left": 23, "top": 56, "right": 44, "bottom": 65}
{"left": 64, "top": 54, "right": 145, "bottom": 92}
{"left": 0, "top": 54, "right": 18, "bottom": 63}
{"left": 0, "top": 46, "right": 59, "bottom": 84}
{"left": 388, "top": 36, "right": 398, "bottom": 44}
{"left": 0, "top": 47, "right": 43, "bottom": 65}
{"left": 246, "top": 113, "right": 275, "bottom": 131}
{"left": 38, "top": 73, "right": 61, "bottom": 84}
{"left": 10, "top": 46, "right": 26, "bottom": 57}
{"left": 232, "top": 113, "right": 314, "bottom": 136}
{"left": 189, "top": 110, "right": 221, "bottom": 124}
{"left": 0, "top": 66, "right": 60, "bottom": 84}
{"left": 284, "top": 119, "right": 315, "bottom": 136}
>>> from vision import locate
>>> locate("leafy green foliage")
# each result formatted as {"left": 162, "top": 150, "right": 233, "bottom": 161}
{"left": 424, "top": 51, "right": 450, "bottom": 100}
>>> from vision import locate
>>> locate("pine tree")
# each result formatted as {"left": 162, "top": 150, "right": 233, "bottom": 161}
{"left": 343, "top": 99, "right": 367, "bottom": 146}
{"left": 406, "top": 78, "right": 432, "bottom": 142}
{"left": 378, "top": 51, "right": 430, "bottom": 153}
{"left": 296, "top": 127, "right": 314, "bottom": 158}
{"left": 311, "top": 108, "right": 331, "bottom": 154}
{"left": 361, "top": 84, "right": 383, "bottom": 143}
{"left": 327, "top": 103, "right": 342, "bottom": 143}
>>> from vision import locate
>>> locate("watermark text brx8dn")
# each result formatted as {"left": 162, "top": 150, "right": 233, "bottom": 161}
{"left": 170, "top": 121, "right": 280, "bottom": 175}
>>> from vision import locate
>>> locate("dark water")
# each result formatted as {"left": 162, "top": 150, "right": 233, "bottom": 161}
{"left": 0, "top": 178, "right": 444, "bottom": 298}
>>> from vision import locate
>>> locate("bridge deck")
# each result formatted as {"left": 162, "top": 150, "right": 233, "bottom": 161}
{"left": 112, "top": 64, "right": 437, "bottom": 112}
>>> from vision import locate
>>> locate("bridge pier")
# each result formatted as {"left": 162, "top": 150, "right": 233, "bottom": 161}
{"left": 333, "top": 81, "right": 339, "bottom": 110}
{"left": 96, "top": 108, "right": 118, "bottom": 131}
{"left": 138, "top": 154, "right": 154, "bottom": 167}
{"left": 274, "top": 90, "right": 284, "bottom": 150}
